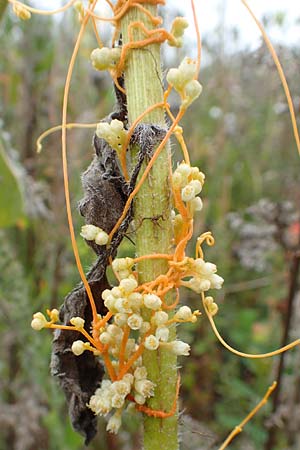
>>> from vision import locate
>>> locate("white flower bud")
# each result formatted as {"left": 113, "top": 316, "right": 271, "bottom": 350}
{"left": 90, "top": 47, "right": 121, "bottom": 71}
{"left": 183, "top": 79, "right": 203, "bottom": 106}
{"left": 128, "top": 313, "right": 143, "bottom": 330}
{"left": 99, "top": 332, "right": 112, "bottom": 345}
{"left": 112, "top": 380, "right": 131, "bottom": 397}
{"left": 190, "top": 197, "right": 203, "bottom": 213}
{"left": 80, "top": 224, "right": 100, "bottom": 240}
{"left": 112, "top": 257, "right": 134, "bottom": 271}
{"left": 143, "top": 293, "right": 162, "bottom": 310}
{"left": 120, "top": 277, "right": 138, "bottom": 293}
{"left": 178, "top": 57, "right": 197, "bottom": 83}
{"left": 172, "top": 171, "right": 183, "bottom": 188}
{"left": 189, "top": 179, "right": 202, "bottom": 195}
{"left": 70, "top": 316, "right": 85, "bottom": 328}
{"left": 145, "top": 335, "right": 159, "bottom": 351}
{"left": 31, "top": 312, "right": 47, "bottom": 331}
{"left": 106, "top": 412, "right": 122, "bottom": 434}
{"left": 168, "top": 340, "right": 190, "bottom": 356}
{"left": 111, "top": 287, "right": 122, "bottom": 298}
{"left": 155, "top": 326, "right": 169, "bottom": 342}
{"left": 175, "top": 306, "right": 193, "bottom": 321}
{"left": 71, "top": 340, "right": 86, "bottom": 356}
{"left": 122, "top": 373, "right": 134, "bottom": 386}
{"left": 95, "top": 230, "right": 109, "bottom": 245}
{"left": 118, "top": 269, "right": 131, "bottom": 280}
{"left": 151, "top": 311, "right": 169, "bottom": 326}
{"left": 107, "top": 324, "right": 123, "bottom": 337}
{"left": 128, "top": 292, "right": 143, "bottom": 310}
{"left": 48, "top": 309, "right": 59, "bottom": 322}
{"left": 13, "top": 3, "right": 31, "bottom": 20}
{"left": 176, "top": 163, "right": 192, "bottom": 177}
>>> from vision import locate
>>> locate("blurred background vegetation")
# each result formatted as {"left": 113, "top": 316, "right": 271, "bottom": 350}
{"left": 1, "top": 2, "right": 300, "bottom": 449}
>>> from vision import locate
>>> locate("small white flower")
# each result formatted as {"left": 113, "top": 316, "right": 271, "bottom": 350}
{"left": 106, "top": 412, "right": 122, "bottom": 434}
{"left": 210, "top": 274, "right": 224, "bottom": 289}
{"left": 143, "top": 293, "right": 162, "bottom": 311}
{"left": 95, "top": 230, "right": 109, "bottom": 245}
{"left": 189, "top": 179, "right": 202, "bottom": 195}
{"left": 111, "top": 394, "right": 125, "bottom": 409}
{"left": 128, "top": 292, "right": 143, "bottom": 310}
{"left": 134, "top": 366, "right": 148, "bottom": 380}
{"left": 114, "top": 313, "right": 128, "bottom": 327}
{"left": 128, "top": 313, "right": 143, "bottom": 330}
{"left": 71, "top": 340, "right": 86, "bottom": 356}
{"left": 112, "top": 380, "right": 131, "bottom": 397}
{"left": 175, "top": 306, "right": 193, "bottom": 321}
{"left": 112, "top": 257, "right": 134, "bottom": 272}
{"left": 80, "top": 224, "right": 100, "bottom": 240}
{"left": 70, "top": 316, "right": 85, "bottom": 328}
{"left": 151, "top": 311, "right": 169, "bottom": 326}
{"left": 155, "top": 327, "right": 169, "bottom": 342}
{"left": 120, "top": 277, "right": 138, "bottom": 293}
{"left": 135, "top": 379, "right": 155, "bottom": 398}
{"left": 99, "top": 332, "right": 112, "bottom": 345}
{"left": 107, "top": 324, "right": 123, "bottom": 337}
{"left": 190, "top": 197, "right": 203, "bottom": 212}
{"left": 167, "top": 340, "right": 190, "bottom": 356}
{"left": 145, "top": 335, "right": 159, "bottom": 351}
{"left": 181, "top": 184, "right": 196, "bottom": 202}
{"left": 111, "top": 287, "right": 122, "bottom": 298}
{"left": 176, "top": 162, "right": 192, "bottom": 178}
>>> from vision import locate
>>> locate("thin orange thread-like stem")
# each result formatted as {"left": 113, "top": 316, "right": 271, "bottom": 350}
{"left": 61, "top": 3, "right": 99, "bottom": 325}
{"left": 218, "top": 382, "right": 277, "bottom": 450}
{"left": 241, "top": 0, "right": 300, "bottom": 157}
{"left": 191, "top": 0, "right": 202, "bottom": 76}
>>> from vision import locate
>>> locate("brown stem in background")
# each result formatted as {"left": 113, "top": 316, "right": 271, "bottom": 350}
{"left": 264, "top": 241, "right": 300, "bottom": 450}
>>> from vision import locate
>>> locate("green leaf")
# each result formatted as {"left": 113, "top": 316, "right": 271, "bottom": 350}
{"left": 0, "top": 139, "right": 24, "bottom": 227}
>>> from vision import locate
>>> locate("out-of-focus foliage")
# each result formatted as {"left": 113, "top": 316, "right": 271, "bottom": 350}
{"left": 1, "top": 3, "right": 300, "bottom": 450}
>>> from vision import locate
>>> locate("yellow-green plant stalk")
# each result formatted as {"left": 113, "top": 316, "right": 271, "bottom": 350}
{"left": 121, "top": 5, "right": 178, "bottom": 450}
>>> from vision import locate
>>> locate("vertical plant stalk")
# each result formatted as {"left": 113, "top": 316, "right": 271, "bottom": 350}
{"left": 121, "top": 5, "right": 178, "bottom": 450}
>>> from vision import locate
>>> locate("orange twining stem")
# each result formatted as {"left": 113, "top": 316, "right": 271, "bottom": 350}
{"left": 127, "top": 21, "right": 173, "bottom": 44}
{"left": 218, "top": 381, "right": 277, "bottom": 450}
{"left": 9, "top": 0, "right": 77, "bottom": 15}
{"left": 202, "top": 292, "right": 300, "bottom": 359}
{"left": 118, "top": 325, "right": 130, "bottom": 370}
{"left": 48, "top": 323, "right": 101, "bottom": 351}
{"left": 173, "top": 128, "right": 190, "bottom": 165}
{"left": 91, "top": 16, "right": 104, "bottom": 48}
{"left": 241, "top": 0, "right": 300, "bottom": 157}
{"left": 133, "top": 253, "right": 173, "bottom": 263}
{"left": 61, "top": 1, "right": 99, "bottom": 324}
{"left": 174, "top": 222, "right": 193, "bottom": 261}
{"left": 133, "top": 2, "right": 163, "bottom": 26}
{"left": 117, "top": 336, "right": 149, "bottom": 379}
{"left": 120, "top": 101, "right": 165, "bottom": 175}
{"left": 161, "top": 288, "right": 180, "bottom": 310}
{"left": 190, "top": 0, "right": 202, "bottom": 77}
{"left": 94, "top": 311, "right": 114, "bottom": 330}
{"left": 108, "top": 108, "right": 186, "bottom": 242}
{"left": 135, "top": 374, "right": 180, "bottom": 418}
{"left": 103, "top": 351, "right": 117, "bottom": 381}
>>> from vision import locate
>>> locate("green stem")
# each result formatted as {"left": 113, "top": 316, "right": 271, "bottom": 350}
{"left": 0, "top": 0, "right": 8, "bottom": 22}
{"left": 121, "top": 5, "right": 178, "bottom": 450}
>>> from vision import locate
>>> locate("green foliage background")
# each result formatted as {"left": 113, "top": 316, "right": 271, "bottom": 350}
{"left": 0, "top": 4, "right": 299, "bottom": 450}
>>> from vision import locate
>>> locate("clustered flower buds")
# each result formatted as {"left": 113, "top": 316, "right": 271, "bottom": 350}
{"left": 96, "top": 119, "right": 128, "bottom": 154}
{"left": 181, "top": 258, "right": 224, "bottom": 294}
{"left": 90, "top": 47, "right": 121, "bottom": 71}
{"left": 12, "top": 2, "right": 31, "bottom": 20}
{"left": 80, "top": 224, "right": 109, "bottom": 246}
{"left": 168, "top": 17, "right": 189, "bottom": 47}
{"left": 167, "top": 57, "right": 203, "bottom": 107}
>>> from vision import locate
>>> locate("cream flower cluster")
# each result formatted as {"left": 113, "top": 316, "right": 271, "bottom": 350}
{"left": 80, "top": 224, "right": 109, "bottom": 246}
{"left": 173, "top": 162, "right": 205, "bottom": 211}
{"left": 90, "top": 47, "right": 121, "bottom": 71}
{"left": 181, "top": 257, "right": 224, "bottom": 294}
{"left": 88, "top": 367, "right": 155, "bottom": 433}
{"left": 167, "top": 57, "right": 202, "bottom": 107}
{"left": 96, "top": 119, "right": 128, "bottom": 154}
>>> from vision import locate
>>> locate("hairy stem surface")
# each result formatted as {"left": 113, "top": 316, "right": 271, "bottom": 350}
{"left": 121, "top": 5, "right": 178, "bottom": 450}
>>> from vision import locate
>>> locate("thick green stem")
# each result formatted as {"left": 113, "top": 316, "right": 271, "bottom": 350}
{"left": 121, "top": 5, "right": 178, "bottom": 450}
